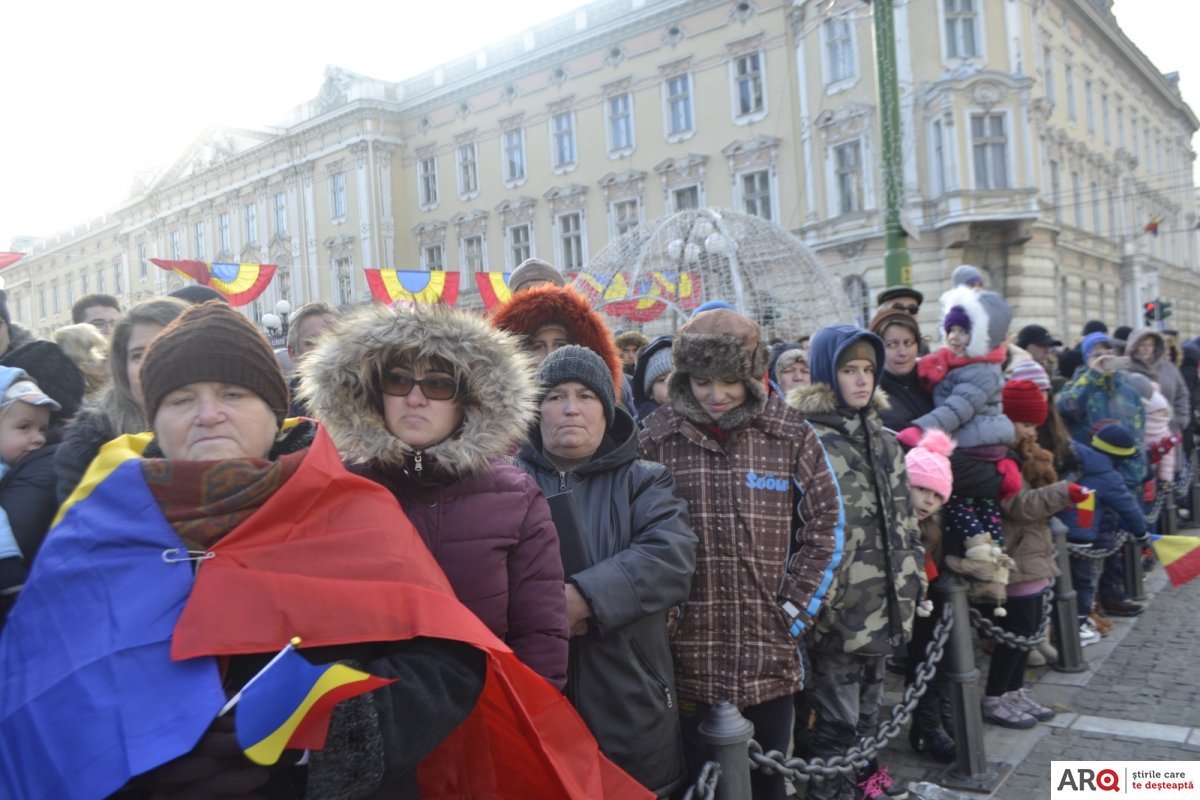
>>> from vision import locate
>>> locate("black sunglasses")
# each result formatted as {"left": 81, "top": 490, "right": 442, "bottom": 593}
{"left": 381, "top": 371, "right": 459, "bottom": 400}
{"left": 888, "top": 302, "right": 920, "bottom": 315}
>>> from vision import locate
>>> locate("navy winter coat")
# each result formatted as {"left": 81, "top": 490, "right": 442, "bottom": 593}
{"left": 1057, "top": 442, "right": 1146, "bottom": 543}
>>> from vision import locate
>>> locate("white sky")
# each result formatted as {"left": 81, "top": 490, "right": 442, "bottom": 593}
{"left": 0, "top": 0, "right": 1194, "bottom": 250}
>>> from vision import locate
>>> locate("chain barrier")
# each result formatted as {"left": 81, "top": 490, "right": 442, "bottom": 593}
{"left": 682, "top": 761, "right": 720, "bottom": 800}
{"left": 1143, "top": 491, "right": 1166, "bottom": 526}
{"left": 745, "top": 603, "right": 953, "bottom": 785}
{"left": 967, "top": 589, "right": 1053, "bottom": 649}
{"left": 1067, "top": 530, "right": 1131, "bottom": 560}
{"left": 1173, "top": 450, "right": 1195, "bottom": 497}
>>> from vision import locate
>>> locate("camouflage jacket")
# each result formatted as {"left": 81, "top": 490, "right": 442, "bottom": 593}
{"left": 788, "top": 384, "right": 926, "bottom": 656}
{"left": 639, "top": 394, "right": 842, "bottom": 708}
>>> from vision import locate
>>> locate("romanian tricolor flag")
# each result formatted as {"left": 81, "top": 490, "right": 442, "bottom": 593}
{"left": 1144, "top": 217, "right": 1162, "bottom": 237}
{"left": 365, "top": 269, "right": 460, "bottom": 306}
{"left": 475, "top": 271, "right": 513, "bottom": 311}
{"left": 0, "top": 252, "right": 25, "bottom": 270}
{"left": 572, "top": 271, "right": 703, "bottom": 322}
{"left": 2, "top": 425, "right": 650, "bottom": 800}
{"left": 1075, "top": 492, "right": 1096, "bottom": 529}
{"left": 1151, "top": 534, "right": 1200, "bottom": 588}
{"left": 150, "top": 259, "right": 277, "bottom": 306}
{"left": 233, "top": 641, "right": 394, "bottom": 766}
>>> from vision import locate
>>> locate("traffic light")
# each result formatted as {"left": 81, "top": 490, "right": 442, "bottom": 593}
{"left": 1161, "top": 300, "right": 1173, "bottom": 320}
{"left": 1144, "top": 300, "right": 1158, "bottom": 326}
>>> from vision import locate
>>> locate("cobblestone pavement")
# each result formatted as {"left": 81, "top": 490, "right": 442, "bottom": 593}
{"left": 870, "top": 554, "right": 1200, "bottom": 799}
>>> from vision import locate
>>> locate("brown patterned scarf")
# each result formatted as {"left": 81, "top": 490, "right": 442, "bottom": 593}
{"left": 142, "top": 451, "right": 305, "bottom": 551}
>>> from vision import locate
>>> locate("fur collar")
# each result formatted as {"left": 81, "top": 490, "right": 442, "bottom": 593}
{"left": 297, "top": 304, "right": 536, "bottom": 477}
{"left": 787, "top": 382, "right": 890, "bottom": 417}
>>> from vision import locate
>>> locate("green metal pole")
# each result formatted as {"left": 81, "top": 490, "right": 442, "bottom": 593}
{"left": 873, "top": 0, "right": 911, "bottom": 287}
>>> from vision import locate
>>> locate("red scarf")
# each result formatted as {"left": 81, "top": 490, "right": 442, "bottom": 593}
{"left": 918, "top": 343, "right": 1008, "bottom": 393}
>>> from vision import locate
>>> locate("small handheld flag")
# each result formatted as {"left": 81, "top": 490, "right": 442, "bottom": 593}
{"left": 1075, "top": 492, "right": 1095, "bottom": 529}
{"left": 1150, "top": 534, "right": 1200, "bottom": 588}
{"left": 231, "top": 638, "right": 395, "bottom": 766}
{"left": 1144, "top": 217, "right": 1162, "bottom": 237}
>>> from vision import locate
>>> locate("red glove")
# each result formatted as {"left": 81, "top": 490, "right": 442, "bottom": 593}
{"left": 895, "top": 426, "right": 923, "bottom": 448}
{"left": 1067, "top": 483, "right": 1093, "bottom": 503}
{"left": 997, "top": 458, "right": 1022, "bottom": 500}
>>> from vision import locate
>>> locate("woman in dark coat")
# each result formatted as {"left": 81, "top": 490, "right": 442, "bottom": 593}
{"left": 518, "top": 345, "right": 697, "bottom": 799}
{"left": 299, "top": 303, "right": 569, "bottom": 689}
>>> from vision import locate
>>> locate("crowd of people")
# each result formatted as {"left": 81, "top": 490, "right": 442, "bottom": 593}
{"left": 0, "top": 256, "right": 1194, "bottom": 800}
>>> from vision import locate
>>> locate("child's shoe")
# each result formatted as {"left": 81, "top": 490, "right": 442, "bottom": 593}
{"left": 1002, "top": 688, "right": 1055, "bottom": 722}
{"left": 855, "top": 763, "right": 909, "bottom": 799}
{"left": 981, "top": 695, "right": 1036, "bottom": 729}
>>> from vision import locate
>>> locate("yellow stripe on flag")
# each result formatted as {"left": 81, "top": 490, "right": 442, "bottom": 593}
{"left": 243, "top": 664, "right": 374, "bottom": 766}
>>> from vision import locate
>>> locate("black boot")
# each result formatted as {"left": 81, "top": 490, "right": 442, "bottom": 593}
{"left": 909, "top": 690, "right": 956, "bottom": 763}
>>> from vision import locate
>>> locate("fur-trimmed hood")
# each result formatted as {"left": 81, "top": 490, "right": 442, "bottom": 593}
{"left": 297, "top": 304, "right": 536, "bottom": 477}
{"left": 938, "top": 286, "right": 1011, "bottom": 357}
{"left": 489, "top": 285, "right": 622, "bottom": 395}
{"left": 787, "top": 381, "right": 890, "bottom": 419}
{"left": 667, "top": 309, "right": 769, "bottom": 431}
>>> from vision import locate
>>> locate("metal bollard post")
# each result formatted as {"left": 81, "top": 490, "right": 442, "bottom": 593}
{"left": 1190, "top": 478, "right": 1200, "bottom": 530}
{"left": 1123, "top": 535, "right": 1146, "bottom": 602}
{"left": 1050, "top": 523, "right": 1087, "bottom": 673}
{"left": 698, "top": 701, "right": 754, "bottom": 800}
{"left": 1163, "top": 487, "right": 1179, "bottom": 535}
{"left": 932, "top": 574, "right": 1007, "bottom": 791}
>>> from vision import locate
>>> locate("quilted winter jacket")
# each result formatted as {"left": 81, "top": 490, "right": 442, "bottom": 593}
{"left": 1057, "top": 442, "right": 1146, "bottom": 544}
{"left": 297, "top": 304, "right": 569, "bottom": 689}
{"left": 788, "top": 383, "right": 926, "bottom": 655}
{"left": 518, "top": 409, "right": 696, "bottom": 797}
{"left": 1056, "top": 367, "right": 1147, "bottom": 490}
{"left": 914, "top": 358, "right": 1014, "bottom": 449}
{"left": 638, "top": 393, "right": 842, "bottom": 708}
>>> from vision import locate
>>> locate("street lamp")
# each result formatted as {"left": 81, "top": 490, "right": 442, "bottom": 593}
{"left": 261, "top": 299, "right": 292, "bottom": 336}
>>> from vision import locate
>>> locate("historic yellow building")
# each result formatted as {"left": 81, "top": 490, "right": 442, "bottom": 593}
{"left": 5, "top": 0, "right": 1198, "bottom": 340}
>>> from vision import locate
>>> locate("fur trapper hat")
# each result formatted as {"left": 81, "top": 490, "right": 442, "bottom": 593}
{"left": 490, "top": 285, "right": 622, "bottom": 395}
{"left": 668, "top": 308, "right": 769, "bottom": 430}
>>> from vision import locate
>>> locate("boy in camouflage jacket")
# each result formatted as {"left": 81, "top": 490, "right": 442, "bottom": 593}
{"left": 788, "top": 325, "right": 925, "bottom": 800}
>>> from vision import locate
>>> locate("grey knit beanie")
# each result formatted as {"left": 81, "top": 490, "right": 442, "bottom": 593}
{"left": 510, "top": 258, "right": 566, "bottom": 293}
{"left": 536, "top": 345, "right": 615, "bottom": 426}
{"left": 952, "top": 264, "right": 986, "bottom": 288}
{"left": 641, "top": 347, "right": 673, "bottom": 394}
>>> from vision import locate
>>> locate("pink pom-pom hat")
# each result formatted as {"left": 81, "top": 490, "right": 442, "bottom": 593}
{"left": 905, "top": 430, "right": 956, "bottom": 502}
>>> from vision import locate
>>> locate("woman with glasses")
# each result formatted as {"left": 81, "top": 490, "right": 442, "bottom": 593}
{"left": 299, "top": 303, "right": 570, "bottom": 689}
{"left": 871, "top": 306, "right": 930, "bottom": 432}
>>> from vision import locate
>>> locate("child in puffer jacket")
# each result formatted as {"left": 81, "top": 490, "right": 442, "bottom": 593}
{"left": 896, "top": 284, "right": 1020, "bottom": 574}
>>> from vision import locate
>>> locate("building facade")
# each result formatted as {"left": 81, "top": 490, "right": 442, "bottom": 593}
{"left": 5, "top": 0, "right": 1198, "bottom": 341}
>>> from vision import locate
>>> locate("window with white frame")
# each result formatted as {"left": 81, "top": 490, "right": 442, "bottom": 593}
{"left": 741, "top": 170, "right": 773, "bottom": 220}
{"left": 1116, "top": 105, "right": 1124, "bottom": 148}
{"left": 171, "top": 230, "right": 182, "bottom": 260}
{"left": 1043, "top": 47, "right": 1055, "bottom": 105}
{"left": 931, "top": 119, "right": 947, "bottom": 195}
{"left": 666, "top": 75, "right": 694, "bottom": 137}
{"left": 824, "top": 18, "right": 856, "bottom": 86}
{"left": 81, "top": 272, "right": 89, "bottom": 294}
{"left": 673, "top": 185, "right": 701, "bottom": 211}
{"left": 558, "top": 212, "right": 584, "bottom": 270}
{"left": 66, "top": 278, "right": 74, "bottom": 307}
{"left": 114, "top": 263, "right": 122, "bottom": 295}
{"left": 1107, "top": 189, "right": 1116, "bottom": 236}
{"left": 843, "top": 275, "right": 870, "bottom": 326}
{"left": 218, "top": 212, "right": 231, "bottom": 251}
{"left": 833, "top": 141, "right": 864, "bottom": 214}
{"left": 1065, "top": 65, "right": 1076, "bottom": 121}
{"left": 244, "top": 202, "right": 258, "bottom": 244}
{"left": 1085, "top": 81, "right": 1095, "bottom": 134}
{"left": 607, "top": 93, "right": 634, "bottom": 155}
{"left": 1071, "top": 171, "right": 1082, "bottom": 228}
{"left": 1130, "top": 119, "right": 1138, "bottom": 166}
{"left": 52, "top": 283, "right": 60, "bottom": 314}
{"left": 461, "top": 235, "right": 485, "bottom": 272}
{"left": 38, "top": 287, "right": 46, "bottom": 318}
{"left": 1099, "top": 92, "right": 1108, "bottom": 143}
{"left": 335, "top": 258, "right": 352, "bottom": 305}
{"left": 945, "top": 0, "right": 978, "bottom": 59}
{"left": 612, "top": 199, "right": 640, "bottom": 237}
{"left": 503, "top": 128, "right": 526, "bottom": 184}
{"left": 970, "top": 113, "right": 1009, "bottom": 189}
{"left": 97, "top": 270, "right": 105, "bottom": 294}
{"left": 418, "top": 158, "right": 438, "bottom": 208}
{"left": 1049, "top": 160, "right": 1062, "bottom": 221}
{"left": 457, "top": 143, "right": 479, "bottom": 197}
{"left": 138, "top": 243, "right": 148, "bottom": 279}
{"left": 552, "top": 111, "right": 576, "bottom": 169}
{"left": 1091, "top": 182, "right": 1101, "bottom": 234}
{"left": 508, "top": 224, "right": 531, "bottom": 268}
{"left": 423, "top": 244, "right": 444, "bottom": 271}
{"left": 331, "top": 171, "right": 347, "bottom": 218}
{"left": 194, "top": 222, "right": 205, "bottom": 259}
{"left": 274, "top": 192, "right": 287, "bottom": 235}
{"left": 734, "top": 52, "right": 765, "bottom": 118}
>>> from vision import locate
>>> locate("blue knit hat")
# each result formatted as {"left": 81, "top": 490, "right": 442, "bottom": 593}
{"left": 1081, "top": 332, "right": 1114, "bottom": 360}
{"left": 1091, "top": 423, "right": 1138, "bottom": 461}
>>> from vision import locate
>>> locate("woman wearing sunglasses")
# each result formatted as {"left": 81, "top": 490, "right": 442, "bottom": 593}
{"left": 297, "top": 303, "right": 569, "bottom": 689}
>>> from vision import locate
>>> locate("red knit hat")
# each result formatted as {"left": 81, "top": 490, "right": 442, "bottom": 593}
{"left": 1002, "top": 378, "right": 1048, "bottom": 425}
